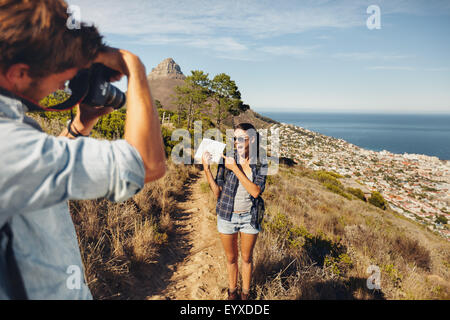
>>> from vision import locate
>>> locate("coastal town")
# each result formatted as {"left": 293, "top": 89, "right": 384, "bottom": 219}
{"left": 270, "top": 123, "right": 450, "bottom": 240}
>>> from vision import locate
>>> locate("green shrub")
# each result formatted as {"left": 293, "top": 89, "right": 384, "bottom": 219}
{"left": 265, "top": 212, "right": 307, "bottom": 249}
{"left": 310, "top": 170, "right": 342, "bottom": 187}
{"left": 266, "top": 212, "right": 291, "bottom": 234}
{"left": 324, "top": 253, "right": 353, "bottom": 277}
{"left": 39, "top": 90, "right": 70, "bottom": 108}
{"left": 368, "top": 191, "right": 388, "bottom": 210}
{"left": 265, "top": 212, "right": 346, "bottom": 266}
{"left": 93, "top": 109, "right": 126, "bottom": 139}
{"left": 383, "top": 264, "right": 402, "bottom": 288}
{"left": 157, "top": 107, "right": 175, "bottom": 121}
{"left": 347, "top": 187, "right": 366, "bottom": 202}
{"left": 323, "top": 182, "right": 352, "bottom": 200}
{"left": 435, "top": 215, "right": 448, "bottom": 225}
{"left": 161, "top": 126, "right": 178, "bottom": 157}
{"left": 309, "top": 170, "right": 355, "bottom": 200}
{"left": 324, "top": 171, "right": 344, "bottom": 179}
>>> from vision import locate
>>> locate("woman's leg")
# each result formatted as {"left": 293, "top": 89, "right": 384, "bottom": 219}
{"left": 219, "top": 233, "right": 239, "bottom": 291}
{"left": 240, "top": 232, "right": 258, "bottom": 293}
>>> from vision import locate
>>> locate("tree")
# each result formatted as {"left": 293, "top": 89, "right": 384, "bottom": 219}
{"left": 154, "top": 99, "right": 164, "bottom": 109}
{"left": 172, "top": 70, "right": 210, "bottom": 130}
{"left": 39, "top": 90, "right": 70, "bottom": 108}
{"left": 210, "top": 73, "right": 248, "bottom": 130}
{"left": 94, "top": 108, "right": 126, "bottom": 139}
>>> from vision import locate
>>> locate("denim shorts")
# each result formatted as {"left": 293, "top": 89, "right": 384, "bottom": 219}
{"left": 217, "top": 211, "right": 261, "bottom": 235}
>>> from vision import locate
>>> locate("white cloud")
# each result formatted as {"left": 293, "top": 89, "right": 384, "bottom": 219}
{"left": 259, "top": 45, "right": 318, "bottom": 58}
{"left": 67, "top": 0, "right": 450, "bottom": 60}
{"left": 333, "top": 52, "right": 412, "bottom": 60}
{"left": 135, "top": 35, "right": 248, "bottom": 52}
{"left": 423, "top": 67, "right": 450, "bottom": 71}
{"left": 69, "top": 0, "right": 364, "bottom": 37}
{"left": 189, "top": 37, "right": 248, "bottom": 52}
{"left": 68, "top": 0, "right": 450, "bottom": 37}
{"left": 367, "top": 66, "right": 415, "bottom": 71}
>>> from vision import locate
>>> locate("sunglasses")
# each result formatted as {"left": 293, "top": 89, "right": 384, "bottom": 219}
{"left": 234, "top": 136, "right": 249, "bottom": 143}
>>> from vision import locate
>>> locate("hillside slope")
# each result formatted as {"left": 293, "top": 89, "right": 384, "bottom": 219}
{"left": 253, "top": 164, "right": 450, "bottom": 299}
{"left": 150, "top": 163, "right": 450, "bottom": 300}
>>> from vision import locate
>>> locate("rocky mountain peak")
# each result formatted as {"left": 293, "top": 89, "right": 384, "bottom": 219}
{"left": 148, "top": 58, "right": 186, "bottom": 80}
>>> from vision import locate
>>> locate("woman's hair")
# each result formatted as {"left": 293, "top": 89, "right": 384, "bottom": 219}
{"left": 234, "top": 122, "right": 261, "bottom": 164}
{"left": 0, "top": 0, "right": 104, "bottom": 78}
{"left": 235, "top": 122, "right": 255, "bottom": 132}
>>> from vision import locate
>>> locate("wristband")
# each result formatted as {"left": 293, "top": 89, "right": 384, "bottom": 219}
{"left": 67, "top": 119, "right": 88, "bottom": 138}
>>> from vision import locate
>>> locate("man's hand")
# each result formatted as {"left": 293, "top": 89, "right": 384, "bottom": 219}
{"left": 62, "top": 46, "right": 136, "bottom": 138}
{"left": 93, "top": 46, "right": 143, "bottom": 78}
{"left": 74, "top": 103, "right": 114, "bottom": 135}
{"left": 60, "top": 103, "right": 114, "bottom": 138}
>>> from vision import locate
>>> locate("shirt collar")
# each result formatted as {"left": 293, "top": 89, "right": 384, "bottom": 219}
{"left": 0, "top": 90, "right": 28, "bottom": 121}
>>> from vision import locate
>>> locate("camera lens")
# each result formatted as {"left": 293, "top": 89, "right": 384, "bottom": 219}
{"left": 80, "top": 63, "right": 127, "bottom": 109}
{"left": 103, "top": 83, "right": 126, "bottom": 109}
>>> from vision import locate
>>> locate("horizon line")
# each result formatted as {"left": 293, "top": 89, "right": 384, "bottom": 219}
{"left": 254, "top": 108, "right": 450, "bottom": 115}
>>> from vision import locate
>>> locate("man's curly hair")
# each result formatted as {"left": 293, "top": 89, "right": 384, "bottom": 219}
{"left": 0, "top": 0, "right": 104, "bottom": 78}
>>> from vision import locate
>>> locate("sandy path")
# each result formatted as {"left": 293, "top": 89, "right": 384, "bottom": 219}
{"left": 149, "top": 174, "right": 228, "bottom": 300}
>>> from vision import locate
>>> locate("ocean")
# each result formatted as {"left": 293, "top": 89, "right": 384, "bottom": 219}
{"left": 259, "top": 112, "right": 450, "bottom": 160}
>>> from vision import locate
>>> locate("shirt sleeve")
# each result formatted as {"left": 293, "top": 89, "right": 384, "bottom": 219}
{"left": 254, "top": 163, "right": 268, "bottom": 195}
{"left": 215, "top": 160, "right": 225, "bottom": 188}
{"left": 0, "top": 119, "right": 146, "bottom": 220}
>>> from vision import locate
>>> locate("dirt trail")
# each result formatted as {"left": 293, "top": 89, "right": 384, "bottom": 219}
{"left": 147, "top": 174, "right": 228, "bottom": 300}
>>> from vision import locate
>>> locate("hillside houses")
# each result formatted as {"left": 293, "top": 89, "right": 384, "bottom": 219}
{"left": 273, "top": 123, "right": 450, "bottom": 240}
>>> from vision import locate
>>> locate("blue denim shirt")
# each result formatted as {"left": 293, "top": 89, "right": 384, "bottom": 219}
{"left": 0, "top": 93, "right": 146, "bottom": 299}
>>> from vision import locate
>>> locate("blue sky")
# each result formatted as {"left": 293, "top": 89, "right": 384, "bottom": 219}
{"left": 67, "top": 0, "right": 450, "bottom": 114}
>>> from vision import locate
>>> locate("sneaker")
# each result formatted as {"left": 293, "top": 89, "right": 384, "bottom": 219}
{"left": 227, "top": 288, "right": 239, "bottom": 300}
{"left": 241, "top": 291, "right": 249, "bottom": 300}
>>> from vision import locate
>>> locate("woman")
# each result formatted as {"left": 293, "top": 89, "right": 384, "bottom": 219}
{"left": 202, "top": 123, "right": 267, "bottom": 300}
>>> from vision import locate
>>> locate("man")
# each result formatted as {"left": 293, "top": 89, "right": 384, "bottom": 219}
{"left": 0, "top": 0, "right": 166, "bottom": 299}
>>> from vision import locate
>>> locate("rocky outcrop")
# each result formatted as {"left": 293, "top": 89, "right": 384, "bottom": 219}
{"left": 147, "top": 58, "right": 186, "bottom": 110}
{"left": 148, "top": 58, "right": 185, "bottom": 80}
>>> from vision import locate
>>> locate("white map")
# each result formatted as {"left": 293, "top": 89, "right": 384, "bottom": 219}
{"left": 194, "top": 138, "right": 226, "bottom": 164}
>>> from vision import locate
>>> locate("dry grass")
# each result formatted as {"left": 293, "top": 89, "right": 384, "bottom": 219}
{"left": 199, "top": 163, "right": 221, "bottom": 215}
{"left": 26, "top": 113, "right": 67, "bottom": 136}
{"left": 252, "top": 164, "right": 450, "bottom": 300}
{"left": 70, "top": 161, "right": 200, "bottom": 299}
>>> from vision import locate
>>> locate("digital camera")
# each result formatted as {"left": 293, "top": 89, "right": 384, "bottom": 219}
{"left": 66, "top": 63, "right": 126, "bottom": 110}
